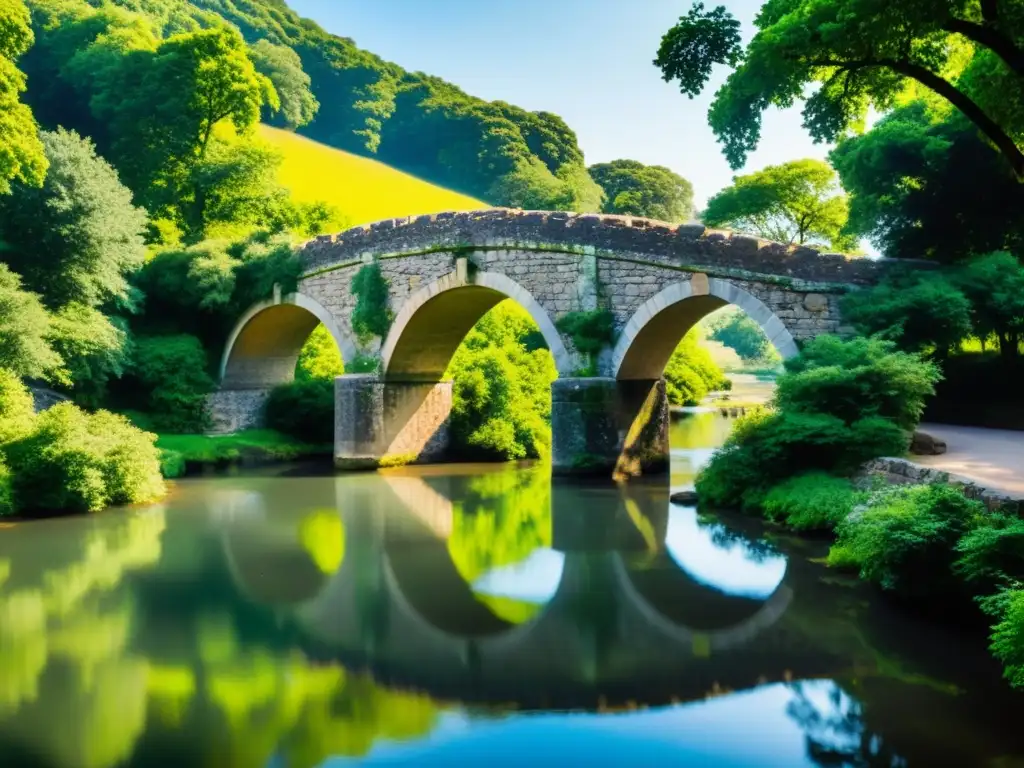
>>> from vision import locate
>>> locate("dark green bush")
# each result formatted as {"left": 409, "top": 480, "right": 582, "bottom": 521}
{"left": 350, "top": 260, "right": 393, "bottom": 342}
{"left": 827, "top": 484, "right": 986, "bottom": 600}
{"left": 982, "top": 587, "right": 1024, "bottom": 689}
{"left": 122, "top": 335, "right": 215, "bottom": 433}
{"left": 778, "top": 335, "right": 941, "bottom": 430}
{"left": 0, "top": 458, "right": 12, "bottom": 517}
{"left": 695, "top": 410, "right": 906, "bottom": 511}
{"left": 265, "top": 378, "right": 334, "bottom": 444}
{"left": 840, "top": 273, "right": 973, "bottom": 357}
{"left": 555, "top": 309, "right": 615, "bottom": 375}
{"left": 955, "top": 514, "right": 1024, "bottom": 592}
{"left": 4, "top": 403, "right": 165, "bottom": 514}
{"left": 762, "top": 473, "right": 862, "bottom": 531}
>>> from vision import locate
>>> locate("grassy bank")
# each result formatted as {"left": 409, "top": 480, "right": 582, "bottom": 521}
{"left": 156, "top": 430, "right": 331, "bottom": 478}
{"left": 260, "top": 125, "right": 487, "bottom": 226}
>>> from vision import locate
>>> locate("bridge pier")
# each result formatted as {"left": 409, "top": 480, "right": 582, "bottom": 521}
{"left": 551, "top": 377, "right": 670, "bottom": 480}
{"left": 334, "top": 374, "right": 452, "bottom": 470}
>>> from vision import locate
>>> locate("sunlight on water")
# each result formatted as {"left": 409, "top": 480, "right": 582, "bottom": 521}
{"left": 0, "top": 412, "right": 1020, "bottom": 766}
{"left": 663, "top": 505, "right": 787, "bottom": 600}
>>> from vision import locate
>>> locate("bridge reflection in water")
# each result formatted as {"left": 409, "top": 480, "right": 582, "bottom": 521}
{"left": 217, "top": 468, "right": 850, "bottom": 711}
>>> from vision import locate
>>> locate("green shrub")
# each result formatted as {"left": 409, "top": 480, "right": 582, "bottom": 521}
{"left": 762, "top": 473, "right": 862, "bottom": 531}
{"left": 777, "top": 335, "right": 941, "bottom": 430}
{"left": 664, "top": 329, "right": 730, "bottom": 405}
{"left": 265, "top": 378, "right": 334, "bottom": 444}
{"left": 159, "top": 449, "right": 187, "bottom": 479}
{"left": 827, "top": 484, "right": 986, "bottom": 600}
{"left": 555, "top": 309, "right": 615, "bottom": 375}
{"left": 0, "top": 458, "right": 12, "bottom": 517}
{"left": 0, "top": 370, "right": 36, "bottom": 446}
{"left": 982, "top": 587, "right": 1024, "bottom": 688}
{"left": 954, "top": 514, "right": 1024, "bottom": 592}
{"left": 350, "top": 260, "right": 393, "bottom": 342}
{"left": 840, "top": 273, "right": 973, "bottom": 357}
{"left": 4, "top": 403, "right": 165, "bottom": 514}
{"left": 695, "top": 410, "right": 906, "bottom": 511}
{"left": 122, "top": 335, "right": 215, "bottom": 433}
{"left": 448, "top": 303, "right": 557, "bottom": 461}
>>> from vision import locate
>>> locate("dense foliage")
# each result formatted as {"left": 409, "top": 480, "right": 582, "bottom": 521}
{"left": 2, "top": 396, "right": 164, "bottom": 514}
{"left": 0, "top": 0, "right": 46, "bottom": 193}
{"left": 555, "top": 309, "right": 615, "bottom": 376}
{"left": 589, "top": 159, "right": 694, "bottom": 221}
{"left": 828, "top": 484, "right": 984, "bottom": 599}
{"left": 705, "top": 307, "right": 777, "bottom": 363}
{"left": 655, "top": 0, "right": 1024, "bottom": 178}
{"left": 762, "top": 472, "right": 861, "bottom": 532}
{"left": 696, "top": 336, "right": 937, "bottom": 510}
{"left": 350, "top": 260, "right": 392, "bottom": 344}
{"left": 265, "top": 377, "right": 333, "bottom": 444}
{"left": 118, "top": 334, "right": 214, "bottom": 432}
{"left": 832, "top": 104, "right": 1024, "bottom": 262}
{"left": 702, "top": 159, "right": 852, "bottom": 249}
{"left": 663, "top": 328, "right": 730, "bottom": 406}
{"left": 446, "top": 303, "right": 557, "bottom": 461}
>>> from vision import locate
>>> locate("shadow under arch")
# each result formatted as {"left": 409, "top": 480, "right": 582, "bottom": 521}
{"left": 380, "top": 270, "right": 575, "bottom": 379}
{"left": 612, "top": 277, "right": 800, "bottom": 380}
{"left": 220, "top": 291, "right": 358, "bottom": 388}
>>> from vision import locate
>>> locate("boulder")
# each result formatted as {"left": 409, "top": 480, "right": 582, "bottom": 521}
{"left": 910, "top": 431, "right": 947, "bottom": 456}
{"left": 670, "top": 490, "right": 699, "bottom": 505}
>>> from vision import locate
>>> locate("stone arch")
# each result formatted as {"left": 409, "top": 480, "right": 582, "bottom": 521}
{"left": 612, "top": 277, "right": 800, "bottom": 380}
{"left": 380, "top": 270, "right": 574, "bottom": 380}
{"left": 220, "top": 291, "right": 358, "bottom": 389}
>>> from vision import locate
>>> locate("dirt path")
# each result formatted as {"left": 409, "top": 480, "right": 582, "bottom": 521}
{"left": 915, "top": 423, "right": 1024, "bottom": 494}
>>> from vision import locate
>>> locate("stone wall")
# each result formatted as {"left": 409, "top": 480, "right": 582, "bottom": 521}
{"left": 207, "top": 389, "right": 272, "bottom": 435}
{"left": 27, "top": 385, "right": 69, "bottom": 413}
{"left": 860, "top": 457, "right": 1023, "bottom": 514}
{"left": 300, "top": 208, "right": 897, "bottom": 286}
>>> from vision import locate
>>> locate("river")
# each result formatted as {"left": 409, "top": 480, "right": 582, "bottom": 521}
{"left": 0, "top": 410, "right": 1022, "bottom": 767}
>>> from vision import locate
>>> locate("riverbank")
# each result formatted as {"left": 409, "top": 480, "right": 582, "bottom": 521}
{"left": 157, "top": 430, "right": 331, "bottom": 478}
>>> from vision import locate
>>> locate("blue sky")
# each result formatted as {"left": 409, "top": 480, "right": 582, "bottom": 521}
{"left": 288, "top": 0, "right": 833, "bottom": 209}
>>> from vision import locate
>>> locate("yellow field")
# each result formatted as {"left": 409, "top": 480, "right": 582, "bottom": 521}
{"left": 259, "top": 125, "right": 487, "bottom": 228}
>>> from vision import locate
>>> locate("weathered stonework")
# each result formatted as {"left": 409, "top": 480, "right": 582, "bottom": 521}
{"left": 216, "top": 209, "right": 902, "bottom": 474}
{"left": 551, "top": 377, "right": 669, "bottom": 478}
{"left": 860, "top": 457, "right": 1023, "bottom": 515}
{"left": 334, "top": 375, "right": 452, "bottom": 469}
{"left": 207, "top": 389, "right": 272, "bottom": 435}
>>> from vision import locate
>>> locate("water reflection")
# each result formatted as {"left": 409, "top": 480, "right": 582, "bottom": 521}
{"left": 0, "top": 413, "right": 1021, "bottom": 766}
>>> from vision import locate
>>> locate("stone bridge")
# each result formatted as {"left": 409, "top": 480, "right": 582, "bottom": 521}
{"left": 212, "top": 208, "right": 888, "bottom": 476}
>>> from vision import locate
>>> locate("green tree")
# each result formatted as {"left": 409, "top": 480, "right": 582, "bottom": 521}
{"left": 0, "top": 0, "right": 46, "bottom": 194}
{"left": 831, "top": 104, "right": 1024, "bottom": 261}
{"left": 588, "top": 159, "right": 695, "bottom": 222}
{"left": 655, "top": 0, "right": 1024, "bottom": 178}
{"left": 0, "top": 263, "right": 61, "bottom": 378}
{"left": 702, "top": 159, "right": 852, "bottom": 248}
{"left": 447, "top": 302, "right": 557, "bottom": 460}
{"left": 705, "top": 307, "right": 774, "bottom": 361}
{"left": 663, "top": 327, "right": 730, "bottom": 406}
{"left": 249, "top": 39, "right": 318, "bottom": 129}
{"left": 840, "top": 271, "right": 974, "bottom": 358}
{"left": 0, "top": 128, "right": 148, "bottom": 309}
{"left": 957, "top": 251, "right": 1024, "bottom": 359}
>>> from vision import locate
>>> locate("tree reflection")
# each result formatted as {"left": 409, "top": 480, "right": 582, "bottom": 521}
{"left": 0, "top": 510, "right": 165, "bottom": 768}
{"left": 785, "top": 681, "right": 906, "bottom": 767}
{"left": 446, "top": 467, "right": 553, "bottom": 623}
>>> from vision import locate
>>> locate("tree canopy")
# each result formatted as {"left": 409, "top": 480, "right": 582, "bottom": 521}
{"left": 0, "top": 0, "right": 46, "bottom": 193}
{"left": 832, "top": 103, "right": 1024, "bottom": 260}
{"left": 589, "top": 159, "right": 694, "bottom": 221}
{"left": 249, "top": 38, "right": 318, "bottom": 129}
{"left": 655, "top": 0, "right": 1024, "bottom": 178}
{"left": 702, "top": 158, "right": 852, "bottom": 248}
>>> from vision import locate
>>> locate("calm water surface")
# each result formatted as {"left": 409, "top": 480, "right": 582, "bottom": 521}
{"left": 1, "top": 410, "right": 1022, "bottom": 767}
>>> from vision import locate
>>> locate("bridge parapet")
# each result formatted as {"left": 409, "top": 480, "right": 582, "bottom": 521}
{"left": 301, "top": 208, "right": 888, "bottom": 287}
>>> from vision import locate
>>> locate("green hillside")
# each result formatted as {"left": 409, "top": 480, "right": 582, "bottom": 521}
{"left": 259, "top": 125, "right": 486, "bottom": 227}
